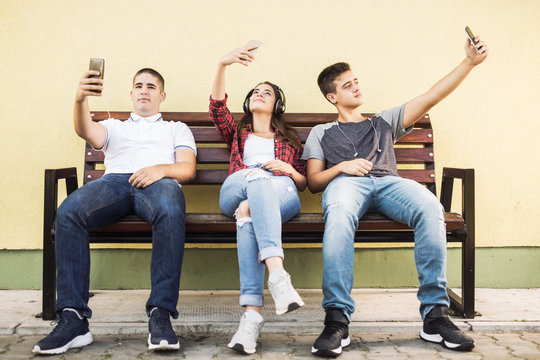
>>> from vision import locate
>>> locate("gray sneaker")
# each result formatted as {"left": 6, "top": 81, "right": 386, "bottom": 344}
{"left": 268, "top": 271, "right": 305, "bottom": 315}
{"left": 228, "top": 313, "right": 264, "bottom": 354}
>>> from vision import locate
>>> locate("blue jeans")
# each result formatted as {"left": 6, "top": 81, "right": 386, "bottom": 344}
{"left": 54, "top": 174, "right": 186, "bottom": 319}
{"left": 321, "top": 175, "right": 449, "bottom": 320}
{"left": 219, "top": 168, "right": 301, "bottom": 307}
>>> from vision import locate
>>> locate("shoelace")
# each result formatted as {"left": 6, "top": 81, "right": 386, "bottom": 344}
{"left": 153, "top": 311, "right": 171, "bottom": 330}
{"left": 270, "top": 274, "right": 293, "bottom": 295}
{"left": 47, "top": 316, "right": 71, "bottom": 336}
{"left": 238, "top": 317, "right": 261, "bottom": 335}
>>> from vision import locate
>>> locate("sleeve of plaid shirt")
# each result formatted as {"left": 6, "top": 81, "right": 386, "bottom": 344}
{"left": 292, "top": 136, "right": 307, "bottom": 176}
{"left": 209, "top": 94, "right": 236, "bottom": 147}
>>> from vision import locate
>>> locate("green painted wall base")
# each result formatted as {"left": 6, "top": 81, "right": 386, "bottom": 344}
{"left": 1, "top": 247, "right": 539, "bottom": 290}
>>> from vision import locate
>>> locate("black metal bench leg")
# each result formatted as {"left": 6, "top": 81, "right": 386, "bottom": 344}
{"left": 42, "top": 232, "right": 56, "bottom": 320}
{"left": 462, "top": 228, "right": 475, "bottom": 318}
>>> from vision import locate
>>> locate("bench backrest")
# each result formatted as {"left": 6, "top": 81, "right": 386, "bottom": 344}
{"left": 86, "top": 112, "right": 436, "bottom": 195}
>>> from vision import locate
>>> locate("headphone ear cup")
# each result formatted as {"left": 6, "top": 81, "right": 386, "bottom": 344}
{"left": 274, "top": 99, "right": 282, "bottom": 116}
{"left": 243, "top": 89, "right": 254, "bottom": 114}
{"left": 274, "top": 87, "right": 286, "bottom": 115}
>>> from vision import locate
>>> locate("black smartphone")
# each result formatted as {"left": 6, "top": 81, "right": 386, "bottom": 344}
{"left": 88, "top": 58, "right": 105, "bottom": 93}
{"left": 465, "top": 26, "right": 479, "bottom": 52}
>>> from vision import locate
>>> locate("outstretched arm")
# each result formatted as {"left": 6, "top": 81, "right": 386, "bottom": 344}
{"left": 73, "top": 70, "right": 107, "bottom": 148}
{"left": 211, "top": 47, "right": 257, "bottom": 101}
{"left": 403, "top": 35, "right": 490, "bottom": 128}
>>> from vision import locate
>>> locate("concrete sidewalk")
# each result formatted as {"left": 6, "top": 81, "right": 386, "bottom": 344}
{"left": 1, "top": 288, "right": 539, "bottom": 359}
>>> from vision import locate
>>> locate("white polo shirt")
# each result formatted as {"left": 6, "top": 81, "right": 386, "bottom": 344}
{"left": 97, "top": 112, "right": 196, "bottom": 175}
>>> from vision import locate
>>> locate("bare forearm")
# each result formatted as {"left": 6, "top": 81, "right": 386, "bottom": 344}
{"left": 307, "top": 166, "right": 343, "bottom": 193}
{"left": 425, "top": 58, "right": 476, "bottom": 107}
{"left": 211, "top": 65, "right": 227, "bottom": 101}
{"left": 73, "top": 98, "right": 92, "bottom": 138}
{"left": 161, "top": 162, "right": 197, "bottom": 184}
{"left": 403, "top": 36, "right": 489, "bottom": 128}
{"left": 290, "top": 170, "right": 307, "bottom": 192}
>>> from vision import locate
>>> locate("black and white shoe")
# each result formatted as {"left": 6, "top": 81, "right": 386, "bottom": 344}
{"left": 148, "top": 307, "right": 180, "bottom": 350}
{"left": 33, "top": 309, "right": 93, "bottom": 355}
{"left": 311, "top": 308, "right": 351, "bottom": 358}
{"left": 420, "top": 305, "right": 474, "bottom": 351}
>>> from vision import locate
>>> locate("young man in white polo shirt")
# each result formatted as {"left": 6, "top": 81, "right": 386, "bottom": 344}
{"left": 33, "top": 68, "right": 196, "bottom": 355}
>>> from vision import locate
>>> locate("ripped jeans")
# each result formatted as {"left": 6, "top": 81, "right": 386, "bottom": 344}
{"left": 321, "top": 175, "right": 449, "bottom": 320}
{"left": 219, "top": 167, "right": 301, "bottom": 307}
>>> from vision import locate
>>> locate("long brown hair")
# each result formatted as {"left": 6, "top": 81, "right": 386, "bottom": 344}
{"left": 237, "top": 81, "right": 301, "bottom": 149}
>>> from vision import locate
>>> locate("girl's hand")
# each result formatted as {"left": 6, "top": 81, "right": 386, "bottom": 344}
{"left": 262, "top": 160, "right": 294, "bottom": 175}
{"left": 218, "top": 48, "right": 255, "bottom": 67}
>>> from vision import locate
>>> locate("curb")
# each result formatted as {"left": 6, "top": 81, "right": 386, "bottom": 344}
{"left": 11, "top": 320, "right": 540, "bottom": 336}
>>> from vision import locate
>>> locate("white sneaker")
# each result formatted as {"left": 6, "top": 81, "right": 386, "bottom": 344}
{"left": 228, "top": 311, "right": 264, "bottom": 354}
{"left": 268, "top": 270, "right": 305, "bottom": 315}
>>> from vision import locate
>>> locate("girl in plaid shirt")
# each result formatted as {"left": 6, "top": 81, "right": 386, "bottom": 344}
{"left": 209, "top": 45, "right": 306, "bottom": 355}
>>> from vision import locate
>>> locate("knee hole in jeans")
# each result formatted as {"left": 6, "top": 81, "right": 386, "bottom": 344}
{"left": 234, "top": 200, "right": 252, "bottom": 227}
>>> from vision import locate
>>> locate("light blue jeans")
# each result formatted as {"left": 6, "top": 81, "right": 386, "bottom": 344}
{"left": 220, "top": 167, "right": 301, "bottom": 307}
{"left": 321, "top": 175, "right": 449, "bottom": 320}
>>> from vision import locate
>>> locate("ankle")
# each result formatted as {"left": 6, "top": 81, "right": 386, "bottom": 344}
{"left": 244, "top": 309, "right": 264, "bottom": 323}
{"left": 268, "top": 268, "right": 287, "bottom": 283}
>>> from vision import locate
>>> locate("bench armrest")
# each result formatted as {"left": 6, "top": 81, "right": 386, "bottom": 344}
{"left": 440, "top": 168, "right": 474, "bottom": 222}
{"left": 43, "top": 167, "right": 79, "bottom": 236}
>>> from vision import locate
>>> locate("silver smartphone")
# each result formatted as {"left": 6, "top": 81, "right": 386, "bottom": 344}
{"left": 89, "top": 58, "right": 105, "bottom": 93}
{"left": 244, "top": 40, "right": 262, "bottom": 54}
{"left": 465, "top": 26, "right": 479, "bottom": 52}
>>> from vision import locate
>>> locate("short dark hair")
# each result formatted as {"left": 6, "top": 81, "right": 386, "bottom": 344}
{"left": 317, "top": 62, "right": 351, "bottom": 98}
{"left": 133, "top": 68, "right": 165, "bottom": 91}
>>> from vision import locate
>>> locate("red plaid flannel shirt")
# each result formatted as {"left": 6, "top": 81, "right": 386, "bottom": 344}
{"left": 209, "top": 95, "right": 306, "bottom": 177}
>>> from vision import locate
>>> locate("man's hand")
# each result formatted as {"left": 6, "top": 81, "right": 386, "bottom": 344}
{"left": 465, "top": 36, "right": 489, "bottom": 66}
{"left": 76, "top": 71, "right": 104, "bottom": 103}
{"left": 129, "top": 166, "right": 166, "bottom": 188}
{"left": 262, "top": 159, "right": 294, "bottom": 175}
{"left": 337, "top": 158, "right": 373, "bottom": 176}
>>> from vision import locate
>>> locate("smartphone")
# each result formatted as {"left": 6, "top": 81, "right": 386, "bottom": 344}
{"left": 88, "top": 58, "right": 105, "bottom": 93}
{"left": 465, "top": 26, "right": 479, "bottom": 52}
{"left": 244, "top": 40, "right": 262, "bottom": 54}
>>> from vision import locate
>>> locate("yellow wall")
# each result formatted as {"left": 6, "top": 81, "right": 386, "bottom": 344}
{"left": 1, "top": 0, "right": 539, "bottom": 249}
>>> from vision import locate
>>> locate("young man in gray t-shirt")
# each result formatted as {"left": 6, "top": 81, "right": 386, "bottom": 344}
{"left": 303, "top": 36, "right": 489, "bottom": 357}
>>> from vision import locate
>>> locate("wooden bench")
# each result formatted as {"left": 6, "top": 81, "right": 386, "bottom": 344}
{"left": 42, "top": 111, "right": 475, "bottom": 320}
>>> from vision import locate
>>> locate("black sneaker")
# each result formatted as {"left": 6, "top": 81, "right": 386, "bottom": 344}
{"left": 148, "top": 307, "right": 180, "bottom": 350}
{"left": 311, "top": 308, "right": 351, "bottom": 358}
{"left": 32, "top": 309, "right": 93, "bottom": 355}
{"left": 420, "top": 305, "right": 474, "bottom": 351}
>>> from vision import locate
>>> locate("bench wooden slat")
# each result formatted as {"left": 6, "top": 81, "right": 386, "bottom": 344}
{"left": 85, "top": 147, "right": 435, "bottom": 164}
{"left": 89, "top": 211, "right": 464, "bottom": 234}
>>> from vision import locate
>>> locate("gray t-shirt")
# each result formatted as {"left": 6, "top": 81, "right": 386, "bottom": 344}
{"left": 301, "top": 104, "right": 411, "bottom": 177}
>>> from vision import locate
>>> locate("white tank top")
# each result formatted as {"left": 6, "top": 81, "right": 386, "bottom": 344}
{"left": 243, "top": 134, "right": 275, "bottom": 166}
